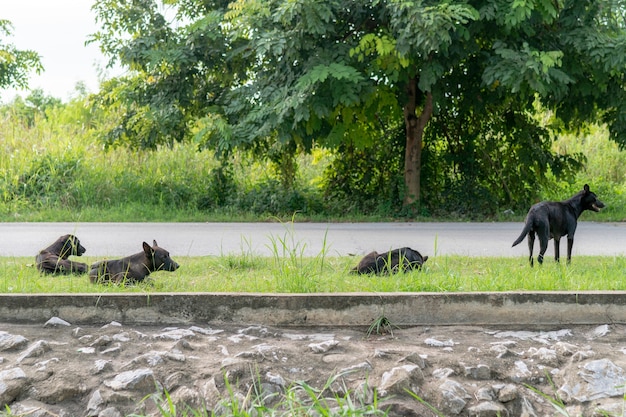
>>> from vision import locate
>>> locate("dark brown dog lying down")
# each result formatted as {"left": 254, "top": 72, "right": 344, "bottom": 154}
{"left": 351, "top": 247, "right": 428, "bottom": 275}
{"left": 36, "top": 234, "right": 88, "bottom": 275}
{"left": 89, "top": 240, "right": 179, "bottom": 284}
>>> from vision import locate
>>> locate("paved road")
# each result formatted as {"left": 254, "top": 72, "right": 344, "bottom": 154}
{"left": 1, "top": 221, "right": 625, "bottom": 258}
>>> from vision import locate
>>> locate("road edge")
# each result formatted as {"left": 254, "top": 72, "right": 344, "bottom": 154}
{"left": 1, "top": 292, "right": 624, "bottom": 328}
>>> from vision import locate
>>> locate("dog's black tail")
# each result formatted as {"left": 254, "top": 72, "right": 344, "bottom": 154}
{"left": 512, "top": 223, "right": 531, "bottom": 247}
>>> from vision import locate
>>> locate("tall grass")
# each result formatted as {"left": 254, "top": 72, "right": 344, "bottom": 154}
{"left": 3, "top": 254, "right": 626, "bottom": 294}
{"left": 266, "top": 220, "right": 330, "bottom": 293}
{"left": 0, "top": 103, "right": 333, "bottom": 222}
{"left": 133, "top": 370, "right": 386, "bottom": 417}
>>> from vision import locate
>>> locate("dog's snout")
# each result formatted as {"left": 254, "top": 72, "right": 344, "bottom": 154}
{"left": 593, "top": 199, "right": 605, "bottom": 211}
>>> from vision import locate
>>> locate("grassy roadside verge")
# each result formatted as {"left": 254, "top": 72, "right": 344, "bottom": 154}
{"left": 3, "top": 255, "right": 625, "bottom": 294}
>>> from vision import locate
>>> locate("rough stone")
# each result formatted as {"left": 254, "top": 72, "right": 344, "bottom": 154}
{"left": 558, "top": 358, "right": 626, "bottom": 402}
{"left": 378, "top": 364, "right": 424, "bottom": 397}
{"left": 1, "top": 320, "right": 626, "bottom": 416}
{"left": 0, "top": 367, "right": 27, "bottom": 406}
{"left": 438, "top": 378, "right": 471, "bottom": 414}
{"left": 0, "top": 332, "right": 28, "bottom": 352}
{"left": 468, "top": 401, "right": 509, "bottom": 417}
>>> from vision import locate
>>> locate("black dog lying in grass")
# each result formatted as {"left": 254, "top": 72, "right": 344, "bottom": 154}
{"left": 512, "top": 184, "right": 605, "bottom": 266}
{"left": 36, "top": 234, "right": 88, "bottom": 275}
{"left": 89, "top": 240, "right": 179, "bottom": 284}
{"left": 352, "top": 247, "right": 428, "bottom": 274}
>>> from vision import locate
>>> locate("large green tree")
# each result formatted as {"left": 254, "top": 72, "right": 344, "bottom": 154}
{"left": 0, "top": 20, "right": 42, "bottom": 95}
{"left": 90, "top": 0, "right": 626, "bottom": 207}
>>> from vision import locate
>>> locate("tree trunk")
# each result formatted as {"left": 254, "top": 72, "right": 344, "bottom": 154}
{"left": 403, "top": 77, "right": 433, "bottom": 206}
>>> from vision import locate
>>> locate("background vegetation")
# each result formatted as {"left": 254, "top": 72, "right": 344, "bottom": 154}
{"left": 1, "top": 1, "right": 626, "bottom": 222}
{"left": 0, "top": 89, "right": 625, "bottom": 222}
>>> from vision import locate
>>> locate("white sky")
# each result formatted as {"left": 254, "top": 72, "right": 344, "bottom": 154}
{"left": 1, "top": 0, "right": 123, "bottom": 103}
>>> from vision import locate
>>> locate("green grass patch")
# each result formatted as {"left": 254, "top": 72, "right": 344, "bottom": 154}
{"left": 3, "top": 255, "right": 626, "bottom": 294}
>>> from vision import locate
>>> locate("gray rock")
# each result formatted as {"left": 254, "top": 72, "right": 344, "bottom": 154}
{"left": 493, "top": 329, "right": 571, "bottom": 343}
{"left": 86, "top": 389, "right": 104, "bottom": 416}
{"left": 170, "top": 385, "right": 202, "bottom": 408}
{"left": 378, "top": 364, "right": 424, "bottom": 397}
{"left": 588, "top": 324, "right": 610, "bottom": 339}
{"left": 17, "top": 340, "right": 51, "bottom": 364}
{"left": 403, "top": 352, "right": 426, "bottom": 368}
{"left": 464, "top": 364, "right": 491, "bottom": 380}
{"left": 338, "top": 361, "right": 373, "bottom": 376}
{"left": 475, "top": 386, "right": 495, "bottom": 401}
{"left": 90, "top": 335, "right": 112, "bottom": 348}
{"left": 309, "top": 339, "right": 339, "bottom": 353}
{"left": 93, "top": 359, "right": 113, "bottom": 374}
{"left": 101, "top": 344, "right": 122, "bottom": 355}
{"left": 265, "top": 371, "right": 286, "bottom": 387}
{"left": 468, "top": 401, "right": 509, "bottom": 417}
{"left": 0, "top": 367, "right": 28, "bottom": 406}
{"left": 188, "top": 326, "right": 223, "bottom": 336}
{"left": 571, "top": 349, "right": 596, "bottom": 362}
{"left": 34, "top": 378, "right": 86, "bottom": 403}
{"left": 112, "top": 332, "right": 130, "bottom": 342}
{"left": 7, "top": 399, "right": 58, "bottom": 417}
{"left": 433, "top": 367, "right": 455, "bottom": 379}
{"left": 424, "top": 337, "right": 455, "bottom": 347}
{"left": 439, "top": 379, "right": 471, "bottom": 414}
{"left": 104, "top": 368, "right": 158, "bottom": 392}
{"left": 553, "top": 341, "right": 579, "bottom": 357}
{"left": 43, "top": 317, "right": 70, "bottom": 328}
{"left": 0, "top": 332, "right": 28, "bottom": 352}
{"left": 489, "top": 344, "right": 511, "bottom": 358}
{"left": 496, "top": 384, "right": 518, "bottom": 402}
{"left": 153, "top": 328, "right": 195, "bottom": 340}
{"left": 528, "top": 346, "right": 558, "bottom": 366}
{"left": 98, "top": 407, "right": 122, "bottom": 417}
{"left": 519, "top": 396, "right": 539, "bottom": 417}
{"left": 558, "top": 358, "right": 626, "bottom": 402}
{"left": 510, "top": 360, "right": 532, "bottom": 382}
{"left": 238, "top": 325, "right": 279, "bottom": 338}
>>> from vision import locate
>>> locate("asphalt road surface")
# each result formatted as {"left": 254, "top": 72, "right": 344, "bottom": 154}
{"left": 1, "top": 221, "right": 625, "bottom": 258}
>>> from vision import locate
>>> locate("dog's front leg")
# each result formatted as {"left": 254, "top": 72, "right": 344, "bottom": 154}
{"left": 566, "top": 237, "right": 574, "bottom": 264}
{"left": 553, "top": 237, "right": 561, "bottom": 263}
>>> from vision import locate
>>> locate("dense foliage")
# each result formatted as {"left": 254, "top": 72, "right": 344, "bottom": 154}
{"left": 2, "top": 1, "right": 626, "bottom": 219}
{"left": 0, "top": 89, "right": 624, "bottom": 221}
{"left": 84, "top": 0, "right": 626, "bottom": 215}
{"left": 0, "top": 19, "right": 42, "bottom": 94}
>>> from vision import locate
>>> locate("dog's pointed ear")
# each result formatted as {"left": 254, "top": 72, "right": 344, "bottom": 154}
{"left": 143, "top": 241, "right": 154, "bottom": 255}
{"left": 153, "top": 240, "right": 158, "bottom": 247}
{"left": 584, "top": 184, "right": 590, "bottom": 193}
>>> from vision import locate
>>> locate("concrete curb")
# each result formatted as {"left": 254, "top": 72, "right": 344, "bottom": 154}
{"left": 2, "top": 292, "right": 626, "bottom": 327}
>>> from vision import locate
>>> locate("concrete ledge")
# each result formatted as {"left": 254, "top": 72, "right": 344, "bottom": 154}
{"left": 1, "top": 292, "right": 626, "bottom": 327}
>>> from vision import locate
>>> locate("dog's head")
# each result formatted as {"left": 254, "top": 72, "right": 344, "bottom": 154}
{"left": 59, "top": 234, "right": 86, "bottom": 258}
{"left": 582, "top": 184, "right": 605, "bottom": 212}
{"left": 404, "top": 247, "right": 428, "bottom": 267}
{"left": 143, "top": 240, "right": 180, "bottom": 272}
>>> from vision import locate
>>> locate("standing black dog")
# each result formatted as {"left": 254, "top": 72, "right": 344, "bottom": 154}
{"left": 89, "top": 240, "right": 180, "bottom": 284}
{"left": 351, "top": 247, "right": 428, "bottom": 274}
{"left": 36, "top": 234, "right": 88, "bottom": 275}
{"left": 512, "top": 184, "right": 605, "bottom": 266}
